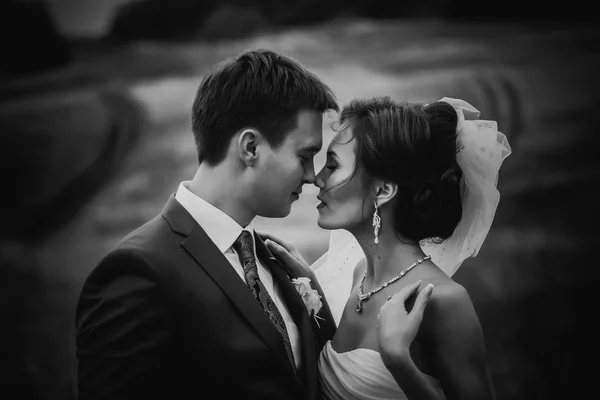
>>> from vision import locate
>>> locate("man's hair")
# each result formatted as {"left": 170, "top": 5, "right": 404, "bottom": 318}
{"left": 191, "top": 49, "right": 339, "bottom": 165}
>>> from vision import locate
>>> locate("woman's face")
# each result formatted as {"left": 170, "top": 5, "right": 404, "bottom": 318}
{"left": 315, "top": 127, "right": 372, "bottom": 231}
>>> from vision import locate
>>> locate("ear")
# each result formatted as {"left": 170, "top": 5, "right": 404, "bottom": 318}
{"left": 237, "top": 129, "right": 260, "bottom": 166}
{"left": 373, "top": 180, "right": 398, "bottom": 208}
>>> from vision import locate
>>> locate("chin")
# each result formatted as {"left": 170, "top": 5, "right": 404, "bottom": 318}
{"left": 317, "top": 216, "right": 344, "bottom": 231}
{"left": 259, "top": 204, "right": 292, "bottom": 219}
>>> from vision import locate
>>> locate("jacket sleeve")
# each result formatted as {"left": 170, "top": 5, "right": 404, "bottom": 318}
{"left": 75, "top": 248, "right": 173, "bottom": 400}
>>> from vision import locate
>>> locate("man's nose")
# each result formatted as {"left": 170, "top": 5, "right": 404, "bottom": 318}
{"left": 303, "top": 162, "right": 316, "bottom": 184}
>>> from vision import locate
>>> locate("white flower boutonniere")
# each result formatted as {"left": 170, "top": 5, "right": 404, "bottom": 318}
{"left": 291, "top": 277, "right": 325, "bottom": 327}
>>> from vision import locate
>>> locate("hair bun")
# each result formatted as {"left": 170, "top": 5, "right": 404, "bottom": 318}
{"left": 424, "top": 101, "right": 458, "bottom": 130}
{"left": 411, "top": 164, "right": 463, "bottom": 242}
{"left": 435, "top": 165, "right": 463, "bottom": 239}
{"left": 439, "top": 164, "right": 462, "bottom": 190}
{"left": 424, "top": 101, "right": 459, "bottom": 169}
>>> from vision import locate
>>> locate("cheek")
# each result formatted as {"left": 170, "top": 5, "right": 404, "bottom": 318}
{"left": 268, "top": 156, "right": 302, "bottom": 188}
{"left": 322, "top": 170, "right": 344, "bottom": 192}
{"left": 333, "top": 195, "right": 364, "bottom": 222}
{"left": 327, "top": 183, "right": 367, "bottom": 224}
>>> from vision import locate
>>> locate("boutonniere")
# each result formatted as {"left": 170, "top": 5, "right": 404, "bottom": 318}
{"left": 291, "top": 277, "right": 325, "bottom": 328}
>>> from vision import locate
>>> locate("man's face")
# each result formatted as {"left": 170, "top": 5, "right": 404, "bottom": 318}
{"left": 251, "top": 110, "right": 323, "bottom": 218}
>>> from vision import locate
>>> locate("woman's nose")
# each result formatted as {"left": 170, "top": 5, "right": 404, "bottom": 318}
{"left": 314, "top": 168, "right": 326, "bottom": 189}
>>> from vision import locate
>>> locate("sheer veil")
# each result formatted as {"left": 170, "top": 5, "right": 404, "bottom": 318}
{"left": 311, "top": 98, "right": 512, "bottom": 325}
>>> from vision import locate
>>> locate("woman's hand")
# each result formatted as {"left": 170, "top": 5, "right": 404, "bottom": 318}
{"left": 257, "top": 231, "right": 311, "bottom": 276}
{"left": 259, "top": 231, "right": 337, "bottom": 336}
{"left": 377, "top": 280, "right": 434, "bottom": 368}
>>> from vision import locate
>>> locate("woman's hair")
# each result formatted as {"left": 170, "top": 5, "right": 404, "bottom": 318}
{"left": 337, "top": 96, "right": 463, "bottom": 243}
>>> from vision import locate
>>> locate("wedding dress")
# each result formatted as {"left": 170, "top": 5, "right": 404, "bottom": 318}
{"left": 318, "top": 341, "right": 444, "bottom": 400}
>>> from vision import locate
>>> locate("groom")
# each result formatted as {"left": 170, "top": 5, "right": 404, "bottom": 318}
{"left": 75, "top": 49, "right": 338, "bottom": 400}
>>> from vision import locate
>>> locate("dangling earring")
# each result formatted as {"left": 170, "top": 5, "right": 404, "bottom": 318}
{"left": 372, "top": 201, "right": 381, "bottom": 244}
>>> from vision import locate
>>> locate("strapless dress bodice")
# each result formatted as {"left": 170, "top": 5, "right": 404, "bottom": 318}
{"left": 318, "top": 340, "right": 444, "bottom": 400}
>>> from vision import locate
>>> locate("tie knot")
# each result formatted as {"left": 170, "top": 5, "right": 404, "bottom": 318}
{"left": 233, "top": 230, "right": 255, "bottom": 265}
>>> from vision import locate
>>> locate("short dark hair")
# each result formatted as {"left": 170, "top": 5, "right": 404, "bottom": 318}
{"left": 191, "top": 49, "right": 339, "bottom": 165}
{"left": 335, "top": 97, "right": 463, "bottom": 243}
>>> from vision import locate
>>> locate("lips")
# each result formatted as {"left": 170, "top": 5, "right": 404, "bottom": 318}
{"left": 316, "top": 195, "right": 327, "bottom": 209}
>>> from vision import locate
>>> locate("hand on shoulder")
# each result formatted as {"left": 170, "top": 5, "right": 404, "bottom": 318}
{"left": 377, "top": 280, "right": 435, "bottom": 368}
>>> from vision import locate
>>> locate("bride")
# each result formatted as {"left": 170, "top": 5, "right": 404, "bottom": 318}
{"left": 264, "top": 97, "right": 511, "bottom": 399}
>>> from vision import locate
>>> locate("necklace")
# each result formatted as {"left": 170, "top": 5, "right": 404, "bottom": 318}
{"left": 356, "top": 255, "right": 431, "bottom": 312}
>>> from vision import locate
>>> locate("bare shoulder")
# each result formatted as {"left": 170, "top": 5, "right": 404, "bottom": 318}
{"left": 422, "top": 279, "right": 482, "bottom": 339}
{"left": 429, "top": 279, "right": 472, "bottom": 309}
{"left": 418, "top": 278, "right": 493, "bottom": 398}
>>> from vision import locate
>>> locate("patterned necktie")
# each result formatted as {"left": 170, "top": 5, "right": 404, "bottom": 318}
{"left": 233, "top": 231, "right": 296, "bottom": 371}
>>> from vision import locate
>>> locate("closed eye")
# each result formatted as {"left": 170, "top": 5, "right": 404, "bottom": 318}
{"left": 325, "top": 154, "right": 338, "bottom": 171}
{"left": 326, "top": 151, "right": 340, "bottom": 170}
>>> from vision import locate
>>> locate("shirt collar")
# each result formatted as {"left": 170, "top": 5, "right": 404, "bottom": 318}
{"left": 174, "top": 181, "right": 256, "bottom": 254}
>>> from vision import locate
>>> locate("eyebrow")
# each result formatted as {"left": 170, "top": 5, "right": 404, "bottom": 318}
{"left": 302, "top": 145, "right": 322, "bottom": 154}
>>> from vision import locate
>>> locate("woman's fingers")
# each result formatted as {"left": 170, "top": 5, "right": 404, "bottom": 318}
{"left": 389, "top": 280, "right": 422, "bottom": 304}
{"left": 256, "top": 231, "right": 295, "bottom": 252}
{"left": 411, "top": 283, "right": 434, "bottom": 317}
{"left": 263, "top": 236, "right": 311, "bottom": 273}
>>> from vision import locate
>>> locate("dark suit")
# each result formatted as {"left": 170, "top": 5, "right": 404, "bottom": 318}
{"left": 75, "top": 195, "right": 336, "bottom": 400}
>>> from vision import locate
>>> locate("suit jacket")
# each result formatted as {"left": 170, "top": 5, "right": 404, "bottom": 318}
{"left": 75, "top": 195, "right": 336, "bottom": 400}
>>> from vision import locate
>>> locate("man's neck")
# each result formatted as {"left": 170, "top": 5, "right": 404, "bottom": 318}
{"left": 188, "top": 165, "right": 255, "bottom": 228}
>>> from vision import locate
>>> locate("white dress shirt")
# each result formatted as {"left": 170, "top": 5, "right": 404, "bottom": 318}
{"left": 175, "top": 181, "right": 302, "bottom": 369}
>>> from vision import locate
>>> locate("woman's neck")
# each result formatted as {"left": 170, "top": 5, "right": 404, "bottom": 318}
{"left": 351, "top": 226, "right": 428, "bottom": 290}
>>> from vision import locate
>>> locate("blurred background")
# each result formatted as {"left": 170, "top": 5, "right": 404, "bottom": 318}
{"left": 1, "top": 0, "right": 598, "bottom": 399}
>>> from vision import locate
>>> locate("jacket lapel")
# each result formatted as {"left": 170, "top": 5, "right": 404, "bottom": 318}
{"left": 161, "top": 196, "right": 297, "bottom": 379}
{"left": 255, "top": 234, "right": 319, "bottom": 398}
